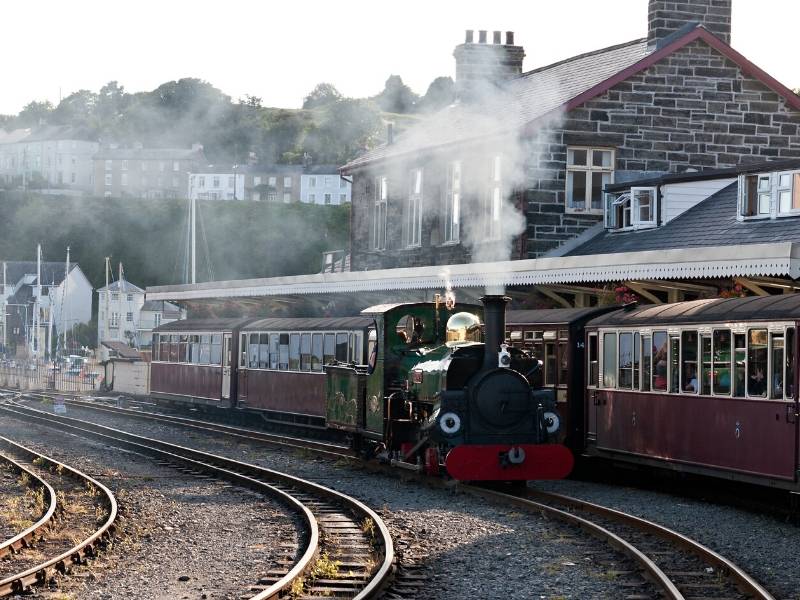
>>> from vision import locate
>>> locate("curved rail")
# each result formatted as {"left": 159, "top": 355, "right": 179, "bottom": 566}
{"left": 525, "top": 488, "right": 775, "bottom": 600}
{"left": 0, "top": 435, "right": 118, "bottom": 597}
{"left": 1, "top": 398, "right": 394, "bottom": 599}
{"left": 8, "top": 389, "right": 772, "bottom": 598}
{"left": 0, "top": 448, "right": 57, "bottom": 558}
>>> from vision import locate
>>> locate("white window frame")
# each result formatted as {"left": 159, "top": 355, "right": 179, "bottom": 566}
{"left": 566, "top": 146, "right": 615, "bottom": 214}
{"left": 444, "top": 161, "right": 461, "bottom": 244}
{"left": 324, "top": 193, "right": 332, "bottom": 205}
{"left": 606, "top": 187, "right": 658, "bottom": 231}
{"left": 310, "top": 176, "right": 316, "bottom": 187}
{"left": 283, "top": 176, "right": 292, "bottom": 188}
{"left": 309, "top": 193, "right": 316, "bottom": 203}
{"left": 484, "top": 155, "right": 502, "bottom": 241}
{"left": 372, "top": 176, "right": 388, "bottom": 250}
{"left": 406, "top": 168, "right": 423, "bottom": 248}
{"left": 268, "top": 176, "right": 276, "bottom": 186}
{"left": 737, "top": 171, "right": 800, "bottom": 221}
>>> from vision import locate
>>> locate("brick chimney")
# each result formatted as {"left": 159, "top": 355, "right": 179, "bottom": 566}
{"left": 647, "top": 0, "right": 732, "bottom": 48}
{"left": 453, "top": 30, "right": 525, "bottom": 102}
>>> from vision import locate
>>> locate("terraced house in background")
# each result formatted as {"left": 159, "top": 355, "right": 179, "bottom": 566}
{"left": 342, "top": 0, "right": 800, "bottom": 270}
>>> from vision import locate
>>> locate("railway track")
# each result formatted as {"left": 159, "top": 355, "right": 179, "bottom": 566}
{"left": 0, "top": 434, "right": 118, "bottom": 597}
{"left": 5, "top": 390, "right": 776, "bottom": 599}
{"left": 0, "top": 395, "right": 394, "bottom": 599}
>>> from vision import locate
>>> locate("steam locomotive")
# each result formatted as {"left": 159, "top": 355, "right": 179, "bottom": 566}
{"left": 150, "top": 295, "right": 575, "bottom": 481}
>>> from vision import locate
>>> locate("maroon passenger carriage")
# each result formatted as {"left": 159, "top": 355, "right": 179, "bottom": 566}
{"left": 584, "top": 295, "right": 800, "bottom": 490}
{"left": 150, "top": 316, "right": 373, "bottom": 426}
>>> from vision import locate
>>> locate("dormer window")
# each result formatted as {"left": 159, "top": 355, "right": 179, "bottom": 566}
{"left": 739, "top": 171, "right": 800, "bottom": 219}
{"left": 605, "top": 187, "right": 657, "bottom": 231}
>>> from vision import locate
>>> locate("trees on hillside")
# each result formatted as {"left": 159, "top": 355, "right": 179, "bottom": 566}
{"left": 2, "top": 73, "right": 455, "bottom": 167}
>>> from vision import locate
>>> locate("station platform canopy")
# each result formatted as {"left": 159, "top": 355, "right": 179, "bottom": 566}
{"left": 146, "top": 241, "right": 800, "bottom": 315}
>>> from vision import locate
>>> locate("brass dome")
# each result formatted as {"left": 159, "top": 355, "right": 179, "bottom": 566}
{"left": 445, "top": 312, "right": 482, "bottom": 346}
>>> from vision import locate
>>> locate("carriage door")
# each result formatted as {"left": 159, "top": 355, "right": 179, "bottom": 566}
{"left": 221, "top": 333, "right": 232, "bottom": 401}
{"left": 586, "top": 333, "right": 599, "bottom": 443}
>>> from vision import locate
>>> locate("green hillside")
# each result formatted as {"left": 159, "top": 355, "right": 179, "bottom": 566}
{"left": 0, "top": 192, "right": 350, "bottom": 298}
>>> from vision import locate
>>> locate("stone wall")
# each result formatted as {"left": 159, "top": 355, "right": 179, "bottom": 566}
{"left": 525, "top": 39, "right": 800, "bottom": 257}
{"left": 352, "top": 38, "right": 800, "bottom": 266}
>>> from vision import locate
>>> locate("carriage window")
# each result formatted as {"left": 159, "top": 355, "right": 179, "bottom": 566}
{"left": 240, "top": 334, "right": 247, "bottom": 367}
{"left": 652, "top": 331, "right": 667, "bottom": 391}
{"left": 669, "top": 336, "right": 680, "bottom": 393}
{"left": 396, "top": 315, "right": 424, "bottom": 345}
{"left": 256, "top": 333, "right": 267, "bottom": 368}
{"left": 701, "top": 336, "right": 711, "bottom": 395}
{"left": 770, "top": 333, "right": 784, "bottom": 400}
{"left": 350, "top": 332, "right": 363, "bottom": 363}
{"left": 324, "top": 333, "right": 336, "bottom": 365}
{"left": 278, "top": 333, "right": 290, "bottom": 370}
{"left": 618, "top": 332, "right": 633, "bottom": 389}
{"left": 633, "top": 333, "right": 641, "bottom": 389}
{"left": 734, "top": 333, "right": 746, "bottom": 397}
{"left": 602, "top": 332, "right": 617, "bottom": 388}
{"left": 588, "top": 334, "right": 599, "bottom": 387}
{"left": 544, "top": 342, "right": 556, "bottom": 386}
{"left": 300, "top": 333, "right": 312, "bottom": 371}
{"left": 747, "top": 329, "right": 768, "bottom": 397}
{"left": 210, "top": 334, "right": 222, "bottom": 365}
{"left": 712, "top": 329, "right": 732, "bottom": 395}
{"left": 680, "top": 331, "right": 698, "bottom": 393}
{"left": 199, "top": 334, "right": 210, "bottom": 365}
{"left": 247, "top": 334, "right": 258, "bottom": 367}
{"left": 641, "top": 335, "right": 651, "bottom": 392}
{"left": 179, "top": 335, "right": 188, "bottom": 363}
{"left": 523, "top": 331, "right": 536, "bottom": 341}
{"left": 269, "top": 334, "right": 279, "bottom": 369}
{"left": 170, "top": 335, "right": 179, "bottom": 362}
{"left": 367, "top": 327, "right": 377, "bottom": 372}
{"left": 289, "top": 333, "right": 301, "bottom": 370}
{"left": 311, "top": 333, "right": 323, "bottom": 371}
{"left": 786, "top": 327, "right": 796, "bottom": 400}
{"left": 509, "top": 330, "right": 522, "bottom": 341}
{"left": 558, "top": 340, "right": 568, "bottom": 385}
{"left": 336, "top": 333, "right": 349, "bottom": 363}
{"left": 558, "top": 329, "right": 568, "bottom": 340}
{"left": 190, "top": 335, "right": 200, "bottom": 364}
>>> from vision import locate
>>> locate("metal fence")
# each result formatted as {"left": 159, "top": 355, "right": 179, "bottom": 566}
{"left": 0, "top": 360, "right": 103, "bottom": 393}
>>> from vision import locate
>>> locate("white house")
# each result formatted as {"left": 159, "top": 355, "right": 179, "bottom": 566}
{"left": 1, "top": 260, "right": 93, "bottom": 358}
{"left": 188, "top": 167, "right": 246, "bottom": 201}
{"left": 97, "top": 278, "right": 183, "bottom": 359}
{"left": 299, "top": 166, "right": 351, "bottom": 205}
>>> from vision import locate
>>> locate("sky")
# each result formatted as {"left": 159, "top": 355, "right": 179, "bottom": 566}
{"left": 1, "top": 0, "right": 797, "bottom": 116}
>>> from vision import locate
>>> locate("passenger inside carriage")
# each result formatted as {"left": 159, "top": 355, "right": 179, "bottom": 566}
{"left": 683, "top": 366, "right": 698, "bottom": 393}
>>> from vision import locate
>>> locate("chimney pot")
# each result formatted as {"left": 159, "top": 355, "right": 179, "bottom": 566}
{"left": 478, "top": 30, "right": 487, "bottom": 43}
{"left": 492, "top": 30, "right": 501, "bottom": 44}
{"left": 505, "top": 31, "right": 514, "bottom": 45}
{"left": 465, "top": 29, "right": 474, "bottom": 43}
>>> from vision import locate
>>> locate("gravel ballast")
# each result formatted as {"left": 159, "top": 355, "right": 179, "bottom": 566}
{"left": 0, "top": 414, "right": 298, "bottom": 600}
{"left": 24, "top": 400, "right": 649, "bottom": 600}
{"left": 532, "top": 476, "right": 800, "bottom": 600}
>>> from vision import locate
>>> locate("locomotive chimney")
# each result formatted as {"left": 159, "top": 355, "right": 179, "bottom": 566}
{"left": 481, "top": 295, "right": 509, "bottom": 370}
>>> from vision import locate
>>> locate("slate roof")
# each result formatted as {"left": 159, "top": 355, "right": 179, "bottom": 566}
{"left": 342, "top": 38, "right": 649, "bottom": 171}
{"left": 101, "top": 341, "right": 141, "bottom": 360}
{"left": 141, "top": 300, "right": 181, "bottom": 315}
{"left": 97, "top": 279, "right": 145, "bottom": 293}
{"left": 566, "top": 182, "right": 800, "bottom": 256}
{"left": 3, "top": 261, "right": 78, "bottom": 288}
{"left": 94, "top": 147, "right": 205, "bottom": 160}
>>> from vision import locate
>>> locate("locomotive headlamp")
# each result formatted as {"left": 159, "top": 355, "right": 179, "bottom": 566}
{"left": 445, "top": 312, "right": 481, "bottom": 346}
{"left": 544, "top": 411, "right": 560, "bottom": 434}
{"left": 439, "top": 411, "right": 462, "bottom": 435}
